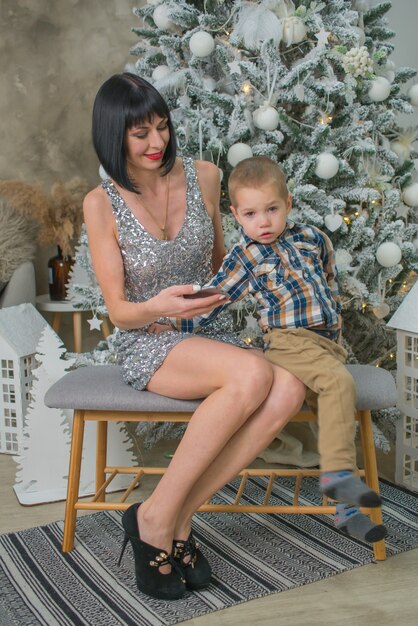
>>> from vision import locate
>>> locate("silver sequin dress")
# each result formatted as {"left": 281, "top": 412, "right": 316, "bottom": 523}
{"left": 102, "top": 157, "right": 244, "bottom": 391}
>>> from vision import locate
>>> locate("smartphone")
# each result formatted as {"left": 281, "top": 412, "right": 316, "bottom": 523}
{"left": 183, "top": 287, "right": 226, "bottom": 299}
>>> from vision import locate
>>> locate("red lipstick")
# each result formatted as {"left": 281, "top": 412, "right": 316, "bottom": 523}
{"left": 145, "top": 151, "right": 163, "bottom": 160}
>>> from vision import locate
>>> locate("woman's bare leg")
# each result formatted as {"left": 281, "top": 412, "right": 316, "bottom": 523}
{"left": 172, "top": 363, "right": 305, "bottom": 539}
{"left": 137, "top": 337, "right": 274, "bottom": 557}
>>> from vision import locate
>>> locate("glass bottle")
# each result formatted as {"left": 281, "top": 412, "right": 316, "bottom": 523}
{"left": 48, "top": 246, "right": 74, "bottom": 301}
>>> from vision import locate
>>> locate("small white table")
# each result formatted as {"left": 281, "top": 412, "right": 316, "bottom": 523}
{"left": 36, "top": 294, "right": 110, "bottom": 352}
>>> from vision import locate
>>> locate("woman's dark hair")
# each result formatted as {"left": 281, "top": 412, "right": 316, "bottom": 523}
{"left": 92, "top": 73, "right": 177, "bottom": 192}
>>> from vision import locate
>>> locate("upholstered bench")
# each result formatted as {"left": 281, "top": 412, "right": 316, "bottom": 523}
{"left": 45, "top": 363, "right": 397, "bottom": 561}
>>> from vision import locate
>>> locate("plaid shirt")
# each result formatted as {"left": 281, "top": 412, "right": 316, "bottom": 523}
{"left": 179, "top": 221, "right": 341, "bottom": 333}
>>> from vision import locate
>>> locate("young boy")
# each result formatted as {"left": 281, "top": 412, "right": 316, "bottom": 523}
{"left": 175, "top": 156, "right": 387, "bottom": 542}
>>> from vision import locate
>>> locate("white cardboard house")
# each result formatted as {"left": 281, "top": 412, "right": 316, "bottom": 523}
{"left": 0, "top": 303, "right": 135, "bottom": 504}
{"left": 387, "top": 279, "right": 418, "bottom": 492}
{"left": 0, "top": 303, "right": 46, "bottom": 454}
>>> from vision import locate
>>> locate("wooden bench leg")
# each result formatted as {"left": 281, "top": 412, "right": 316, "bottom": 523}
{"left": 100, "top": 315, "right": 111, "bottom": 340}
{"left": 52, "top": 312, "right": 61, "bottom": 333}
{"left": 358, "top": 410, "right": 386, "bottom": 561}
{"left": 63, "top": 410, "right": 85, "bottom": 552}
{"left": 72, "top": 311, "right": 82, "bottom": 352}
{"left": 96, "top": 420, "right": 108, "bottom": 501}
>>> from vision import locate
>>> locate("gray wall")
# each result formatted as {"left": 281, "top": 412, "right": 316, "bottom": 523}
{"left": 0, "top": 0, "right": 142, "bottom": 293}
{"left": 1, "top": 0, "right": 417, "bottom": 293}
{"left": 386, "top": 0, "right": 418, "bottom": 127}
{"left": 0, "top": 0, "right": 140, "bottom": 187}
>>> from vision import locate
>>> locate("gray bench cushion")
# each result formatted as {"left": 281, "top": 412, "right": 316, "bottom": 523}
{"left": 44, "top": 364, "right": 397, "bottom": 413}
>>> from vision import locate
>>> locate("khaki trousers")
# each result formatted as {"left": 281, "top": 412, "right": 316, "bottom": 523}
{"left": 264, "top": 328, "right": 357, "bottom": 471}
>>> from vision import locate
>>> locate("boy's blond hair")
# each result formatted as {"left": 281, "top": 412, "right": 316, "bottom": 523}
{"left": 228, "top": 156, "right": 288, "bottom": 206}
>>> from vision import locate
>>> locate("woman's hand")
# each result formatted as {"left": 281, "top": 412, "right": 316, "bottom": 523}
{"left": 149, "top": 284, "right": 227, "bottom": 320}
{"left": 148, "top": 323, "right": 174, "bottom": 334}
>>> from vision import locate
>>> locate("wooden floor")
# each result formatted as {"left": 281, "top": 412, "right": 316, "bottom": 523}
{"left": 1, "top": 452, "right": 418, "bottom": 626}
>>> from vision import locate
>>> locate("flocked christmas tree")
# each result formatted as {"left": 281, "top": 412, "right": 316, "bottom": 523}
{"left": 72, "top": 0, "right": 418, "bottom": 449}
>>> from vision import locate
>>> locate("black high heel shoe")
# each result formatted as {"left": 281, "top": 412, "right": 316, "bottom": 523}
{"left": 118, "top": 503, "right": 186, "bottom": 600}
{"left": 173, "top": 532, "right": 212, "bottom": 590}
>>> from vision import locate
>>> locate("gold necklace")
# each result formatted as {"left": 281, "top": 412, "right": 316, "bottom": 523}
{"left": 134, "top": 174, "right": 170, "bottom": 241}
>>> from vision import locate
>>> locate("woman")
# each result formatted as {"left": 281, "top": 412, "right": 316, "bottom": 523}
{"left": 84, "top": 73, "right": 305, "bottom": 600}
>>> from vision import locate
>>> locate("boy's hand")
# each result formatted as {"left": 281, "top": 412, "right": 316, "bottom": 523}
{"left": 151, "top": 284, "right": 228, "bottom": 320}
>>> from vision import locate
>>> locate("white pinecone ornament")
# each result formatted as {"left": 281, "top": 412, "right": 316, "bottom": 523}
{"left": 342, "top": 46, "right": 373, "bottom": 77}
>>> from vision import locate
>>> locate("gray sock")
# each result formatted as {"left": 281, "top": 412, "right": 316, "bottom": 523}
{"left": 335, "top": 504, "right": 387, "bottom": 543}
{"left": 320, "top": 471, "right": 381, "bottom": 508}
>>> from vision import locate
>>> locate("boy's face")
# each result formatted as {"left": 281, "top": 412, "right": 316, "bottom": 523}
{"left": 230, "top": 182, "right": 292, "bottom": 245}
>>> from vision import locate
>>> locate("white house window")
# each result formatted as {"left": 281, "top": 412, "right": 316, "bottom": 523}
{"left": 24, "top": 381, "right": 33, "bottom": 403}
{"left": 404, "top": 336, "right": 418, "bottom": 369}
{"left": 5, "top": 432, "right": 18, "bottom": 452}
{"left": 3, "top": 383, "right": 16, "bottom": 403}
{"left": 4, "top": 407, "right": 17, "bottom": 428}
{"left": 1, "top": 359, "right": 14, "bottom": 379}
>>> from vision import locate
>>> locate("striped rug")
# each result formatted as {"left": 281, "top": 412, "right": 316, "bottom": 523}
{"left": 1, "top": 478, "right": 417, "bottom": 626}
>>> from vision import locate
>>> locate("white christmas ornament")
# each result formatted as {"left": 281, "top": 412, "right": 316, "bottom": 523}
{"left": 253, "top": 104, "right": 279, "bottom": 131}
{"left": 335, "top": 249, "right": 353, "bottom": 271}
{"left": 408, "top": 84, "right": 418, "bottom": 106}
{"left": 227, "top": 143, "right": 253, "bottom": 167}
{"left": 203, "top": 76, "right": 216, "bottom": 91}
{"left": 152, "top": 64, "right": 170, "bottom": 82}
{"left": 153, "top": 4, "right": 174, "bottom": 30}
{"left": 373, "top": 303, "right": 390, "bottom": 319}
{"left": 315, "top": 28, "right": 330, "bottom": 47}
{"left": 189, "top": 31, "right": 215, "bottom": 58}
{"left": 87, "top": 315, "right": 103, "bottom": 331}
{"left": 368, "top": 76, "right": 391, "bottom": 102}
{"left": 402, "top": 182, "right": 418, "bottom": 207}
{"left": 377, "top": 59, "right": 395, "bottom": 83}
{"left": 99, "top": 165, "right": 108, "bottom": 180}
{"left": 228, "top": 59, "right": 242, "bottom": 76}
{"left": 315, "top": 152, "right": 339, "bottom": 179}
{"left": 324, "top": 213, "right": 343, "bottom": 232}
{"left": 231, "top": 3, "right": 282, "bottom": 50}
{"left": 376, "top": 241, "right": 402, "bottom": 267}
{"left": 281, "top": 16, "right": 307, "bottom": 46}
{"left": 391, "top": 140, "right": 410, "bottom": 164}
{"left": 394, "top": 202, "right": 409, "bottom": 219}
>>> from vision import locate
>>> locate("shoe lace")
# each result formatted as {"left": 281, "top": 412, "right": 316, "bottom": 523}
{"left": 150, "top": 550, "right": 185, "bottom": 579}
{"left": 173, "top": 536, "right": 199, "bottom": 568}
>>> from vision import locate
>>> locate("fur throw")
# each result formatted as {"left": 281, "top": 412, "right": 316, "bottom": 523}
{"left": 0, "top": 197, "right": 37, "bottom": 286}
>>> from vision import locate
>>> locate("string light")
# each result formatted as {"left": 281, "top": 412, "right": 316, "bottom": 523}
{"left": 241, "top": 81, "right": 252, "bottom": 95}
{"left": 343, "top": 216, "right": 351, "bottom": 224}
{"left": 243, "top": 337, "right": 253, "bottom": 345}
{"left": 319, "top": 112, "right": 333, "bottom": 125}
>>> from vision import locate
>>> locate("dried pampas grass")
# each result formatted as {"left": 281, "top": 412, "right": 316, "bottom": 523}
{"left": 0, "top": 198, "right": 38, "bottom": 284}
{"left": 0, "top": 177, "right": 89, "bottom": 257}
